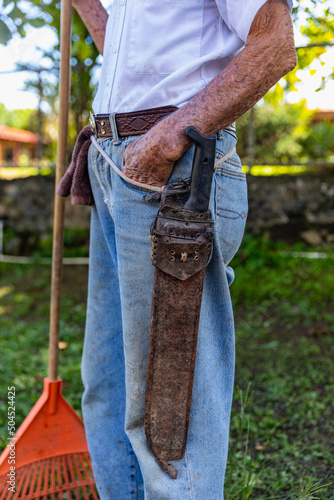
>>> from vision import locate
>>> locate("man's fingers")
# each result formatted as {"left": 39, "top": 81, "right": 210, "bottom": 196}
{"left": 122, "top": 128, "right": 177, "bottom": 186}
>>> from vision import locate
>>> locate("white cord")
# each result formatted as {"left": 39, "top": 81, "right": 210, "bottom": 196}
{"left": 91, "top": 136, "right": 237, "bottom": 193}
{"left": 214, "top": 147, "right": 236, "bottom": 167}
{"left": 91, "top": 136, "right": 164, "bottom": 193}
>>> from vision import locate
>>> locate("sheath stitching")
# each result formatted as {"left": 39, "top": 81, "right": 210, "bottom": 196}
{"left": 154, "top": 215, "right": 214, "bottom": 223}
{"left": 153, "top": 231, "right": 208, "bottom": 241}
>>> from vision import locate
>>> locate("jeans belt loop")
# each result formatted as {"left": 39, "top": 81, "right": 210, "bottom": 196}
{"left": 109, "top": 112, "right": 121, "bottom": 145}
{"left": 218, "top": 122, "right": 236, "bottom": 139}
{"left": 89, "top": 111, "right": 97, "bottom": 136}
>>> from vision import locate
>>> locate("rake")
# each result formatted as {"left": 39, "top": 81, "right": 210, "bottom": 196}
{"left": 0, "top": 1, "right": 98, "bottom": 497}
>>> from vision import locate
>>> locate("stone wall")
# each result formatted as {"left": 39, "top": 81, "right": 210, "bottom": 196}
{"left": 0, "top": 176, "right": 91, "bottom": 233}
{"left": 1, "top": 171, "right": 334, "bottom": 253}
{"left": 0, "top": 176, "right": 91, "bottom": 254}
{"left": 246, "top": 172, "right": 334, "bottom": 245}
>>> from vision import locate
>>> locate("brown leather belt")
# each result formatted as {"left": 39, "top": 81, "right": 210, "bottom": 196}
{"left": 90, "top": 105, "right": 178, "bottom": 142}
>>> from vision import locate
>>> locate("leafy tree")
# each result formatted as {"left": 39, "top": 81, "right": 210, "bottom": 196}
{"left": 0, "top": 102, "right": 37, "bottom": 130}
{"left": 239, "top": 1, "right": 334, "bottom": 166}
{"left": 300, "top": 120, "right": 334, "bottom": 160}
{"left": 0, "top": 0, "right": 47, "bottom": 45}
{"left": 1, "top": 0, "right": 333, "bottom": 165}
{"left": 68, "top": 13, "right": 99, "bottom": 135}
{"left": 237, "top": 102, "right": 334, "bottom": 164}
{"left": 265, "top": 0, "right": 334, "bottom": 104}
{"left": 1, "top": 0, "right": 99, "bottom": 150}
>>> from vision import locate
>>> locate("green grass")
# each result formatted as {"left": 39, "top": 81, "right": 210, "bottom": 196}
{"left": 0, "top": 236, "right": 333, "bottom": 498}
{"left": 242, "top": 164, "right": 311, "bottom": 176}
{"left": 0, "top": 166, "right": 54, "bottom": 180}
{"left": 225, "top": 236, "right": 334, "bottom": 499}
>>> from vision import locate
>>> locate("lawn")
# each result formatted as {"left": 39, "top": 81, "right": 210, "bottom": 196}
{"left": 0, "top": 236, "right": 333, "bottom": 499}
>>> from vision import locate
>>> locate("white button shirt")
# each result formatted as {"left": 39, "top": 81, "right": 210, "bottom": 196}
{"left": 93, "top": 0, "right": 292, "bottom": 114}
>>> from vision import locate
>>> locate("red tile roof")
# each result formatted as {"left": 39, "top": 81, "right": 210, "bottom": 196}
{"left": 312, "top": 110, "right": 334, "bottom": 123}
{"left": 0, "top": 124, "right": 39, "bottom": 144}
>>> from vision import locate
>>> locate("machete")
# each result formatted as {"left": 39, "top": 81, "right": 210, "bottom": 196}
{"left": 145, "top": 127, "right": 216, "bottom": 479}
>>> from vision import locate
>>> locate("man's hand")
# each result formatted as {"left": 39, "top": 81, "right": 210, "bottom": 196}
{"left": 123, "top": 117, "right": 191, "bottom": 187}
{"left": 122, "top": 0, "right": 296, "bottom": 187}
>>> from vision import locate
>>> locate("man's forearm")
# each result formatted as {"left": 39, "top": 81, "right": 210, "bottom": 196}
{"left": 72, "top": 0, "right": 108, "bottom": 54}
{"left": 124, "top": 0, "right": 297, "bottom": 187}
{"left": 162, "top": 0, "right": 297, "bottom": 157}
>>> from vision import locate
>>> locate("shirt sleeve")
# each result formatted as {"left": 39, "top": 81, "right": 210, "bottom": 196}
{"left": 216, "top": 0, "right": 293, "bottom": 43}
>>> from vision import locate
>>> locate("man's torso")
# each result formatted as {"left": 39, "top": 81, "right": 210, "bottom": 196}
{"left": 93, "top": 0, "right": 273, "bottom": 114}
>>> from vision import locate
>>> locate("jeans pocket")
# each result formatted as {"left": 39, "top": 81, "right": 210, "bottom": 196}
{"left": 94, "top": 136, "right": 162, "bottom": 196}
{"left": 214, "top": 153, "right": 248, "bottom": 265}
{"left": 121, "top": 137, "right": 194, "bottom": 196}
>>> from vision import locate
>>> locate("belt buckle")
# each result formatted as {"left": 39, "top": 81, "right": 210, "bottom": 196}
{"left": 89, "top": 111, "right": 97, "bottom": 136}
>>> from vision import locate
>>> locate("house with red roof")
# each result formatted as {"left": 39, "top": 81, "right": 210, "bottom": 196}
{"left": 0, "top": 125, "right": 39, "bottom": 166}
{"left": 312, "top": 110, "right": 334, "bottom": 124}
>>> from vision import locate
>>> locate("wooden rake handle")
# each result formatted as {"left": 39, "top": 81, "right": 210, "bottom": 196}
{"left": 48, "top": 0, "right": 72, "bottom": 380}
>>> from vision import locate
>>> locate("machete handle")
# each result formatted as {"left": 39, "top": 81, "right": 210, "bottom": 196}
{"left": 183, "top": 126, "right": 216, "bottom": 212}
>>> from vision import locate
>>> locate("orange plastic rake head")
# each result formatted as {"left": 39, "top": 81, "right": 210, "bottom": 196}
{"left": 0, "top": 379, "right": 98, "bottom": 499}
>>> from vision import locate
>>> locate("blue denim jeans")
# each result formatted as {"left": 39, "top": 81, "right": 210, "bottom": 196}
{"left": 81, "top": 129, "right": 248, "bottom": 499}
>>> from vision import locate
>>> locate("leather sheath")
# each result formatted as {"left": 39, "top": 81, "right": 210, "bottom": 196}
{"left": 145, "top": 182, "right": 214, "bottom": 479}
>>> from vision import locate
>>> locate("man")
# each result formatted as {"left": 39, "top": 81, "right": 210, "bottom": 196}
{"left": 72, "top": 0, "right": 296, "bottom": 498}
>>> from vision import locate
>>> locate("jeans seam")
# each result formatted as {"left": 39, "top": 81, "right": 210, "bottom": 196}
{"left": 91, "top": 146, "right": 114, "bottom": 216}
{"left": 185, "top": 448, "right": 195, "bottom": 500}
{"left": 215, "top": 169, "right": 246, "bottom": 180}
{"left": 127, "top": 442, "right": 137, "bottom": 499}
{"left": 132, "top": 455, "right": 137, "bottom": 499}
